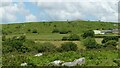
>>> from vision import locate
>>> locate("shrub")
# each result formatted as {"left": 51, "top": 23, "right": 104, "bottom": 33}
{"left": 52, "top": 28, "right": 59, "bottom": 33}
{"left": 68, "top": 34, "right": 80, "bottom": 41}
{"left": 104, "top": 40, "right": 117, "bottom": 47}
{"left": 83, "top": 37, "right": 97, "bottom": 49}
{"left": 27, "top": 29, "right": 31, "bottom": 32}
{"left": 62, "top": 36, "right": 68, "bottom": 41}
{"left": 19, "top": 35, "right": 26, "bottom": 41}
{"left": 2, "top": 35, "right": 6, "bottom": 41}
{"left": 37, "top": 42, "right": 56, "bottom": 52}
{"left": 59, "top": 28, "right": 70, "bottom": 34}
{"left": 32, "top": 29, "right": 37, "bottom": 33}
{"left": 102, "top": 36, "right": 118, "bottom": 43}
{"left": 61, "top": 42, "right": 77, "bottom": 51}
{"left": 81, "top": 30, "right": 95, "bottom": 39}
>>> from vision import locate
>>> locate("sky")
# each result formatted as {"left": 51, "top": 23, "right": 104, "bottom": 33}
{"left": 0, "top": 0, "right": 119, "bottom": 24}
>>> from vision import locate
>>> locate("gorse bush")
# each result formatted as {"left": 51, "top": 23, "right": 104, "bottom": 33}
{"left": 32, "top": 29, "right": 38, "bottom": 33}
{"left": 2, "top": 35, "right": 6, "bottom": 41}
{"left": 2, "top": 35, "right": 27, "bottom": 53}
{"left": 83, "top": 37, "right": 97, "bottom": 49}
{"left": 68, "top": 34, "right": 80, "bottom": 41}
{"left": 102, "top": 36, "right": 118, "bottom": 43}
{"left": 104, "top": 40, "right": 117, "bottom": 47}
{"left": 61, "top": 42, "right": 78, "bottom": 51}
{"left": 62, "top": 36, "right": 68, "bottom": 41}
{"left": 81, "top": 30, "right": 95, "bottom": 39}
{"left": 52, "top": 28, "right": 59, "bottom": 33}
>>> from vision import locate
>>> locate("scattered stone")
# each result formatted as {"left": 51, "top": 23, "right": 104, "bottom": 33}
{"left": 21, "top": 63, "right": 27, "bottom": 66}
{"left": 49, "top": 60, "right": 64, "bottom": 66}
{"left": 35, "top": 53, "right": 43, "bottom": 56}
{"left": 62, "top": 57, "right": 85, "bottom": 66}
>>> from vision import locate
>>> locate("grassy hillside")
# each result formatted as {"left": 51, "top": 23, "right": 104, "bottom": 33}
{"left": 2, "top": 20, "right": 117, "bottom": 35}
{"left": 2, "top": 20, "right": 118, "bottom": 40}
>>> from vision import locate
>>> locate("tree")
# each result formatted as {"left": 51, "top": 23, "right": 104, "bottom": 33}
{"left": 83, "top": 37, "right": 97, "bottom": 49}
{"left": 81, "top": 30, "right": 95, "bottom": 39}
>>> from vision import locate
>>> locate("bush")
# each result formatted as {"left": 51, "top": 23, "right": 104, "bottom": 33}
{"left": 102, "top": 36, "right": 118, "bottom": 43}
{"left": 62, "top": 36, "right": 68, "bottom": 41}
{"left": 68, "top": 34, "right": 80, "bottom": 41}
{"left": 59, "top": 28, "right": 70, "bottom": 34}
{"left": 83, "top": 37, "right": 97, "bottom": 49}
{"left": 104, "top": 40, "right": 117, "bottom": 47}
{"left": 32, "top": 29, "right": 38, "bottom": 33}
{"left": 2, "top": 35, "right": 6, "bottom": 41}
{"left": 61, "top": 42, "right": 77, "bottom": 51}
{"left": 81, "top": 30, "right": 95, "bottom": 39}
{"left": 37, "top": 42, "right": 56, "bottom": 52}
{"left": 52, "top": 28, "right": 59, "bottom": 33}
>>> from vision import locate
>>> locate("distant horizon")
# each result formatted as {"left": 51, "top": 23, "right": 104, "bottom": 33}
{"left": 1, "top": 19, "right": 118, "bottom": 25}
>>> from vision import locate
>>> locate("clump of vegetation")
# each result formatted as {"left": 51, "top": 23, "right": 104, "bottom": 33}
{"left": 32, "top": 29, "right": 38, "bottom": 33}
{"left": 102, "top": 36, "right": 118, "bottom": 43}
{"left": 82, "top": 37, "right": 97, "bottom": 49}
{"left": 62, "top": 36, "right": 68, "bottom": 41}
{"left": 52, "top": 28, "right": 59, "bottom": 33}
{"left": 68, "top": 34, "right": 80, "bottom": 41}
{"left": 81, "top": 30, "right": 95, "bottom": 39}
{"left": 2, "top": 35, "right": 28, "bottom": 53}
{"left": 62, "top": 34, "right": 80, "bottom": 41}
{"left": 104, "top": 40, "right": 117, "bottom": 47}
{"left": 61, "top": 42, "right": 78, "bottom": 51}
{"left": 37, "top": 42, "right": 56, "bottom": 52}
{"left": 2, "top": 35, "right": 6, "bottom": 41}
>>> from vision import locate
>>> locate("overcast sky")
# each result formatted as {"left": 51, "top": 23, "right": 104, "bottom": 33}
{"left": 0, "top": 0, "right": 119, "bottom": 24}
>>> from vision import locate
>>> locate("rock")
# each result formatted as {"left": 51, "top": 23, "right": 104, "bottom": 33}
{"left": 62, "top": 57, "right": 85, "bottom": 66}
{"left": 35, "top": 53, "right": 43, "bottom": 56}
{"left": 21, "top": 63, "right": 27, "bottom": 66}
{"left": 49, "top": 60, "right": 64, "bottom": 66}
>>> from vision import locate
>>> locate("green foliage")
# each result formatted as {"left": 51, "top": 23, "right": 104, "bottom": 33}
{"left": 2, "top": 35, "right": 6, "bottom": 41}
{"left": 83, "top": 37, "right": 97, "bottom": 49}
{"left": 2, "top": 54, "right": 27, "bottom": 66}
{"left": 32, "top": 29, "right": 38, "bottom": 33}
{"left": 52, "top": 28, "right": 59, "bottom": 33}
{"left": 68, "top": 34, "right": 80, "bottom": 41}
{"left": 59, "top": 28, "right": 70, "bottom": 34}
{"left": 104, "top": 40, "right": 117, "bottom": 47}
{"left": 62, "top": 34, "right": 80, "bottom": 41}
{"left": 61, "top": 42, "right": 78, "bottom": 51}
{"left": 113, "top": 59, "right": 120, "bottom": 66}
{"left": 2, "top": 35, "right": 27, "bottom": 53}
{"left": 62, "top": 36, "right": 68, "bottom": 41}
{"left": 102, "top": 36, "right": 118, "bottom": 43}
{"left": 81, "top": 30, "right": 95, "bottom": 39}
{"left": 37, "top": 42, "right": 56, "bottom": 52}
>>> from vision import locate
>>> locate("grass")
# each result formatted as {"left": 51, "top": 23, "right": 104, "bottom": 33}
{"left": 27, "top": 50, "right": 118, "bottom": 66}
